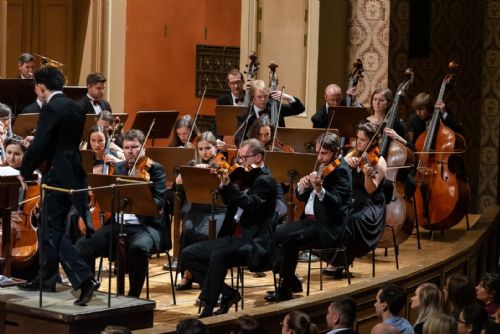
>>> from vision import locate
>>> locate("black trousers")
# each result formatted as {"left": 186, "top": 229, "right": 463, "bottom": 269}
{"left": 274, "top": 220, "right": 331, "bottom": 290}
{"left": 40, "top": 190, "right": 93, "bottom": 289}
{"left": 180, "top": 236, "right": 247, "bottom": 308}
{"left": 75, "top": 223, "right": 153, "bottom": 297}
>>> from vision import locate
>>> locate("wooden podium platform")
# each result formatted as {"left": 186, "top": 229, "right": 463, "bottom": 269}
{"left": 0, "top": 285, "right": 155, "bottom": 334}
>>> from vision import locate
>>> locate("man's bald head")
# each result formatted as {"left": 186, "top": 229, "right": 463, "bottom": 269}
{"left": 324, "top": 84, "right": 342, "bottom": 107}
{"left": 370, "top": 323, "right": 400, "bottom": 334}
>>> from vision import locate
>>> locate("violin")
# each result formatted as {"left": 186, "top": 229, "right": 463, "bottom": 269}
{"left": 320, "top": 158, "right": 341, "bottom": 179}
{"left": 358, "top": 146, "right": 380, "bottom": 173}
{"left": 130, "top": 156, "right": 153, "bottom": 181}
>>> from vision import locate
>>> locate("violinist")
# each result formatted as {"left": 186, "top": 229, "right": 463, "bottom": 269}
{"left": 325, "top": 122, "right": 387, "bottom": 277}
{"left": 216, "top": 69, "right": 247, "bottom": 106}
{"left": 180, "top": 138, "right": 278, "bottom": 317}
{"left": 174, "top": 131, "right": 228, "bottom": 291}
{"left": 75, "top": 129, "right": 170, "bottom": 298}
{"left": 406, "top": 92, "right": 463, "bottom": 150}
{"left": 268, "top": 132, "right": 352, "bottom": 302}
{"left": 246, "top": 116, "right": 290, "bottom": 152}
{"left": 311, "top": 84, "right": 360, "bottom": 129}
{"left": 234, "top": 80, "right": 305, "bottom": 145}
{"left": 88, "top": 125, "right": 124, "bottom": 174}
{"left": 169, "top": 115, "right": 200, "bottom": 148}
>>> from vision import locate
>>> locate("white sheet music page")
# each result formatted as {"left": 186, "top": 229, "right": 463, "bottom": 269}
{"left": 0, "top": 166, "right": 20, "bottom": 177}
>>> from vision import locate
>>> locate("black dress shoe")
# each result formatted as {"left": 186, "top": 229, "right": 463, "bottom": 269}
{"left": 322, "top": 267, "right": 345, "bottom": 279}
{"left": 213, "top": 292, "right": 242, "bottom": 315}
{"left": 18, "top": 279, "right": 56, "bottom": 292}
{"left": 74, "top": 277, "right": 100, "bottom": 306}
{"left": 199, "top": 306, "right": 214, "bottom": 318}
{"left": 264, "top": 289, "right": 293, "bottom": 302}
{"left": 175, "top": 280, "right": 193, "bottom": 291}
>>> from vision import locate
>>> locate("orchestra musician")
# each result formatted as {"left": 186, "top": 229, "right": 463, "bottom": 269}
{"left": 234, "top": 80, "right": 305, "bottom": 145}
{"left": 17, "top": 53, "right": 34, "bottom": 79}
{"left": 169, "top": 115, "right": 200, "bottom": 148}
{"left": 311, "top": 84, "right": 360, "bottom": 129}
{"left": 95, "top": 110, "right": 124, "bottom": 149}
{"left": 406, "top": 92, "right": 463, "bottom": 149}
{"left": 21, "top": 87, "right": 43, "bottom": 114}
{"left": 75, "top": 129, "right": 170, "bottom": 298}
{"left": 3, "top": 136, "right": 26, "bottom": 169}
{"left": 247, "top": 116, "right": 281, "bottom": 151}
{"left": 179, "top": 138, "right": 278, "bottom": 317}
{"left": 17, "top": 66, "right": 99, "bottom": 306}
{"left": 87, "top": 125, "right": 124, "bottom": 174}
{"left": 216, "top": 69, "right": 247, "bottom": 106}
{"left": 78, "top": 72, "right": 112, "bottom": 115}
{"left": 0, "top": 102, "right": 13, "bottom": 138}
{"left": 267, "top": 132, "right": 352, "bottom": 302}
{"left": 325, "top": 122, "right": 387, "bottom": 277}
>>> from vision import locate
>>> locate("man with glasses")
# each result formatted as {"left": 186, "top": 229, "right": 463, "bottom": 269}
{"left": 180, "top": 138, "right": 278, "bottom": 318}
{"left": 217, "top": 69, "right": 247, "bottom": 106}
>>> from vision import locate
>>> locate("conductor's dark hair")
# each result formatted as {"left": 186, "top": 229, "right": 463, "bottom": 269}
{"left": 33, "top": 66, "right": 65, "bottom": 91}
{"left": 123, "top": 129, "right": 145, "bottom": 145}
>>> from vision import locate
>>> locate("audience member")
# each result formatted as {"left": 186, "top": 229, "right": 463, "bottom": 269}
{"left": 176, "top": 318, "right": 209, "bottom": 334}
{"left": 476, "top": 273, "right": 500, "bottom": 317}
{"left": 370, "top": 323, "right": 400, "bottom": 334}
{"left": 281, "top": 311, "right": 319, "bottom": 334}
{"left": 325, "top": 297, "right": 357, "bottom": 334}
{"left": 230, "top": 315, "right": 264, "bottom": 334}
{"left": 410, "top": 283, "right": 443, "bottom": 334}
{"left": 422, "top": 313, "right": 457, "bottom": 334}
{"left": 457, "top": 304, "right": 489, "bottom": 334}
{"left": 374, "top": 284, "right": 415, "bottom": 334}
{"left": 444, "top": 274, "right": 477, "bottom": 320}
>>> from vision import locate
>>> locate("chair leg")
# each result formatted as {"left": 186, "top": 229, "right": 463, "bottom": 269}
{"left": 306, "top": 249, "right": 312, "bottom": 296}
{"left": 240, "top": 267, "right": 244, "bottom": 310}
{"left": 235, "top": 267, "right": 240, "bottom": 312}
{"left": 97, "top": 256, "right": 103, "bottom": 281}
{"left": 166, "top": 252, "right": 177, "bottom": 305}
{"left": 273, "top": 272, "right": 279, "bottom": 304}
{"left": 413, "top": 195, "right": 422, "bottom": 250}
{"left": 319, "top": 250, "right": 323, "bottom": 291}
{"left": 146, "top": 259, "right": 150, "bottom": 300}
{"left": 342, "top": 248, "right": 351, "bottom": 285}
{"left": 390, "top": 226, "right": 399, "bottom": 270}
{"left": 465, "top": 212, "right": 470, "bottom": 230}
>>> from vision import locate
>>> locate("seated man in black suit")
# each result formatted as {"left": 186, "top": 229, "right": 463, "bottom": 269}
{"left": 17, "top": 53, "right": 34, "bottom": 79}
{"left": 216, "top": 69, "right": 246, "bottom": 106}
{"left": 78, "top": 72, "right": 112, "bottom": 115}
{"left": 75, "top": 129, "right": 170, "bottom": 297}
{"left": 180, "top": 138, "right": 278, "bottom": 317}
{"left": 311, "top": 84, "right": 360, "bottom": 129}
{"left": 234, "top": 80, "right": 305, "bottom": 145}
{"left": 267, "top": 132, "right": 352, "bottom": 301}
{"left": 326, "top": 296, "right": 358, "bottom": 334}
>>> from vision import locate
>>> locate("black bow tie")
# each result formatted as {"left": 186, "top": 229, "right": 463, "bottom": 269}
{"left": 92, "top": 100, "right": 101, "bottom": 106}
{"left": 235, "top": 97, "right": 244, "bottom": 104}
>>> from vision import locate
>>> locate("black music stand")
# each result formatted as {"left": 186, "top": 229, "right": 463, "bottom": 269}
{"left": 330, "top": 106, "right": 368, "bottom": 137}
{"left": 215, "top": 105, "right": 247, "bottom": 137}
{"left": 276, "top": 128, "right": 339, "bottom": 153}
{"left": 82, "top": 114, "right": 98, "bottom": 141}
{"left": 0, "top": 79, "right": 36, "bottom": 116}
{"left": 146, "top": 147, "right": 196, "bottom": 177}
{"left": 80, "top": 150, "right": 94, "bottom": 174}
{"left": 132, "top": 111, "right": 179, "bottom": 146}
{"left": 12, "top": 113, "right": 39, "bottom": 137}
{"left": 179, "top": 166, "right": 222, "bottom": 239}
{"left": 87, "top": 174, "right": 157, "bottom": 301}
{"left": 62, "top": 86, "right": 87, "bottom": 102}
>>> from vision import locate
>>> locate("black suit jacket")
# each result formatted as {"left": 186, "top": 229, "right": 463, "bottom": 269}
{"left": 216, "top": 92, "right": 239, "bottom": 106}
{"left": 296, "top": 158, "right": 352, "bottom": 247}
{"left": 219, "top": 167, "right": 277, "bottom": 271}
{"left": 235, "top": 98, "right": 305, "bottom": 145}
{"left": 78, "top": 95, "right": 112, "bottom": 114}
{"left": 407, "top": 112, "right": 462, "bottom": 150}
{"left": 20, "top": 101, "right": 42, "bottom": 114}
{"left": 113, "top": 160, "right": 171, "bottom": 251}
{"left": 20, "top": 93, "right": 89, "bottom": 228}
{"left": 311, "top": 99, "right": 348, "bottom": 129}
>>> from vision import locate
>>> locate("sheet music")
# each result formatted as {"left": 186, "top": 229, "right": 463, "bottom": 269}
{"left": 0, "top": 166, "right": 20, "bottom": 177}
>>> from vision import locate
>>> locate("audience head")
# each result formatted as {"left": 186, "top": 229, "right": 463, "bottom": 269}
{"left": 230, "top": 315, "right": 263, "bottom": 334}
{"left": 368, "top": 88, "right": 392, "bottom": 115}
{"left": 326, "top": 296, "right": 357, "bottom": 330}
{"left": 176, "top": 318, "right": 209, "bottom": 334}
{"left": 86, "top": 72, "right": 107, "bottom": 101}
{"left": 422, "top": 313, "right": 457, "bottom": 334}
{"left": 18, "top": 53, "right": 34, "bottom": 79}
{"left": 411, "top": 283, "right": 443, "bottom": 325}
{"left": 444, "top": 274, "right": 477, "bottom": 319}
{"left": 457, "top": 304, "right": 489, "bottom": 334}
{"left": 476, "top": 273, "right": 500, "bottom": 306}
{"left": 324, "top": 84, "right": 343, "bottom": 108}
{"left": 171, "top": 115, "right": 199, "bottom": 147}
{"left": 370, "top": 322, "right": 400, "bottom": 334}
{"left": 375, "top": 284, "right": 406, "bottom": 318}
{"left": 282, "top": 311, "right": 319, "bottom": 334}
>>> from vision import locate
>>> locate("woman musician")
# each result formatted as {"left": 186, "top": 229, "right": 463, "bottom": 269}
{"left": 170, "top": 115, "right": 200, "bottom": 148}
{"left": 88, "top": 125, "right": 124, "bottom": 174}
{"left": 325, "top": 122, "right": 387, "bottom": 277}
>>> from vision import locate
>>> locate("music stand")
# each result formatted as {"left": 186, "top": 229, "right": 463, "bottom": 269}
{"left": 265, "top": 152, "right": 317, "bottom": 183}
{"left": 82, "top": 114, "right": 98, "bottom": 141}
{"left": 0, "top": 79, "right": 36, "bottom": 116}
{"left": 63, "top": 86, "right": 87, "bottom": 101}
{"left": 132, "top": 111, "right": 179, "bottom": 146}
{"left": 146, "top": 147, "right": 196, "bottom": 177}
{"left": 112, "top": 112, "right": 129, "bottom": 124}
{"left": 331, "top": 106, "right": 368, "bottom": 137}
{"left": 80, "top": 150, "right": 94, "bottom": 174}
{"left": 276, "top": 128, "right": 339, "bottom": 153}
{"left": 12, "top": 113, "right": 39, "bottom": 137}
{"left": 179, "top": 166, "right": 223, "bottom": 238}
{"left": 215, "top": 105, "right": 247, "bottom": 136}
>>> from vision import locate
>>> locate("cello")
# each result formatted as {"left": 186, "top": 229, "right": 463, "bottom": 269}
{"left": 414, "top": 61, "right": 470, "bottom": 230}
{"left": 377, "top": 69, "right": 416, "bottom": 247}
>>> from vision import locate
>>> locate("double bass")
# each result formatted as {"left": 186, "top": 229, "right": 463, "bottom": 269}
{"left": 345, "top": 59, "right": 364, "bottom": 107}
{"left": 414, "top": 61, "right": 470, "bottom": 230}
{"left": 377, "top": 69, "right": 416, "bottom": 247}
{"left": 243, "top": 52, "right": 259, "bottom": 106}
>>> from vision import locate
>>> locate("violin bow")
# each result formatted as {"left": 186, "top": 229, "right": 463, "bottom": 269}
{"left": 312, "top": 103, "right": 338, "bottom": 172}
{"left": 129, "top": 118, "right": 156, "bottom": 176}
{"left": 185, "top": 85, "right": 207, "bottom": 148}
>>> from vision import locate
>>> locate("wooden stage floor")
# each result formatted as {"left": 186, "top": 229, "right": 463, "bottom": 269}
{"left": 88, "top": 212, "right": 492, "bottom": 333}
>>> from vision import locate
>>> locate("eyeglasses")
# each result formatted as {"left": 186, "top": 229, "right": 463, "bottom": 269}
{"left": 239, "top": 154, "right": 256, "bottom": 161}
{"left": 228, "top": 80, "right": 243, "bottom": 86}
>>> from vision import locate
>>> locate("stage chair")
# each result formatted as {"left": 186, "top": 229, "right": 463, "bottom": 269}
{"left": 306, "top": 246, "right": 351, "bottom": 296}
